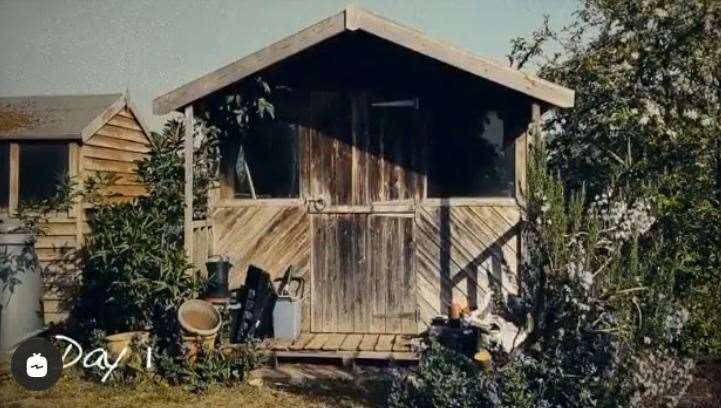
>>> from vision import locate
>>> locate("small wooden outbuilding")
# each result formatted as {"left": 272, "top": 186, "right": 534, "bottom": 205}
{"left": 0, "top": 93, "right": 151, "bottom": 323}
{"left": 154, "top": 7, "right": 574, "bottom": 351}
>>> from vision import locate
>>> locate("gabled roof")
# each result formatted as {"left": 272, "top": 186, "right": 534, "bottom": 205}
{"left": 0, "top": 92, "right": 151, "bottom": 141}
{"left": 154, "top": 5, "right": 574, "bottom": 115}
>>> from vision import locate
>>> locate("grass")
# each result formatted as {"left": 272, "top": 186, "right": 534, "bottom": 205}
{"left": 0, "top": 368, "right": 391, "bottom": 408}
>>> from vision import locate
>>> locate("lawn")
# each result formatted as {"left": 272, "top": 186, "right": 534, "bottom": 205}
{"left": 0, "top": 366, "right": 392, "bottom": 408}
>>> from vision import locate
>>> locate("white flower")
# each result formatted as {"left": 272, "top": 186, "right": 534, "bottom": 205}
{"left": 654, "top": 8, "right": 669, "bottom": 18}
{"left": 700, "top": 117, "right": 712, "bottom": 127}
{"left": 643, "top": 99, "right": 661, "bottom": 117}
{"left": 631, "top": 51, "right": 640, "bottom": 60}
{"left": 682, "top": 109, "right": 699, "bottom": 120}
{"left": 639, "top": 116, "right": 650, "bottom": 125}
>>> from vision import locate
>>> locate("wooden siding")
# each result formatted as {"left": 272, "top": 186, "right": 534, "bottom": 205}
{"left": 213, "top": 205, "right": 311, "bottom": 331}
{"left": 191, "top": 220, "right": 213, "bottom": 276}
{"left": 414, "top": 204, "right": 521, "bottom": 331}
{"left": 42, "top": 107, "right": 150, "bottom": 324}
{"left": 82, "top": 107, "right": 150, "bottom": 202}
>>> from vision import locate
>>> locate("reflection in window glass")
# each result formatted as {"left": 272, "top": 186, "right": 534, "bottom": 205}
{"left": 19, "top": 143, "right": 69, "bottom": 204}
{"left": 230, "top": 91, "right": 300, "bottom": 199}
{"left": 429, "top": 110, "right": 515, "bottom": 197}
{"left": 231, "top": 129, "right": 300, "bottom": 199}
{"left": 0, "top": 143, "right": 8, "bottom": 208}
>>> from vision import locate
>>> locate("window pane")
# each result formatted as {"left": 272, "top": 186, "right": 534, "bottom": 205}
{"left": 429, "top": 110, "right": 515, "bottom": 197}
{"left": 230, "top": 91, "right": 300, "bottom": 199}
{"left": 19, "top": 143, "right": 69, "bottom": 204}
{"left": 239, "top": 120, "right": 299, "bottom": 198}
{"left": 0, "top": 143, "right": 8, "bottom": 208}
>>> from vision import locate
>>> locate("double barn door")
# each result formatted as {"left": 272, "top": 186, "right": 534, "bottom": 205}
{"left": 307, "top": 92, "right": 424, "bottom": 334}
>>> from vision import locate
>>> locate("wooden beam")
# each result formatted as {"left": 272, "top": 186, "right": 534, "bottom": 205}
{"left": 515, "top": 111, "right": 530, "bottom": 200}
{"left": 184, "top": 105, "right": 194, "bottom": 258}
{"left": 69, "top": 142, "right": 83, "bottom": 245}
{"left": 152, "top": 7, "right": 574, "bottom": 115}
{"left": 153, "top": 12, "right": 346, "bottom": 115}
{"left": 9, "top": 143, "right": 19, "bottom": 214}
{"left": 531, "top": 103, "right": 542, "bottom": 144}
{"left": 353, "top": 8, "right": 574, "bottom": 108}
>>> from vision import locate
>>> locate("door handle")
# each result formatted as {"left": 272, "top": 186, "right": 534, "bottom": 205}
{"left": 307, "top": 197, "right": 326, "bottom": 212}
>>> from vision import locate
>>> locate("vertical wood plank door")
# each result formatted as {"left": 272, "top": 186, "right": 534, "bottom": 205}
{"left": 310, "top": 213, "right": 417, "bottom": 334}
{"left": 308, "top": 91, "right": 420, "bottom": 334}
{"left": 368, "top": 214, "right": 417, "bottom": 334}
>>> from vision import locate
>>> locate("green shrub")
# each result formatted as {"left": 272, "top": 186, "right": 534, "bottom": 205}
{"left": 389, "top": 145, "right": 693, "bottom": 407}
{"left": 70, "top": 119, "right": 204, "bottom": 338}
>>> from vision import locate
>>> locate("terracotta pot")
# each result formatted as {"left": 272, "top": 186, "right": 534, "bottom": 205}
{"left": 182, "top": 334, "right": 217, "bottom": 358}
{"left": 177, "top": 299, "right": 222, "bottom": 358}
{"left": 104, "top": 331, "right": 150, "bottom": 358}
{"left": 177, "top": 299, "right": 222, "bottom": 337}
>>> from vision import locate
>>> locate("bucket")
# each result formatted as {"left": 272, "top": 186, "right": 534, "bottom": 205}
{"left": 178, "top": 299, "right": 221, "bottom": 355}
{"left": 204, "top": 257, "right": 232, "bottom": 300}
{"left": 272, "top": 296, "right": 302, "bottom": 341}
{"left": 0, "top": 232, "right": 44, "bottom": 358}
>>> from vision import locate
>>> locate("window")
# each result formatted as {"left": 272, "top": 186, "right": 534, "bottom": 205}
{"left": 0, "top": 143, "right": 8, "bottom": 208}
{"left": 19, "top": 143, "right": 68, "bottom": 204}
{"left": 428, "top": 109, "right": 516, "bottom": 197}
{"left": 228, "top": 92, "right": 300, "bottom": 199}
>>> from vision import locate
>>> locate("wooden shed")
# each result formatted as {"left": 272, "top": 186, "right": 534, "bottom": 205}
{"left": 0, "top": 93, "right": 151, "bottom": 323}
{"left": 154, "top": 7, "right": 574, "bottom": 353}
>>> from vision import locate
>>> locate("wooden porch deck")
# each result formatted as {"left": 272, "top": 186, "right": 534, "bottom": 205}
{"left": 262, "top": 333, "right": 420, "bottom": 364}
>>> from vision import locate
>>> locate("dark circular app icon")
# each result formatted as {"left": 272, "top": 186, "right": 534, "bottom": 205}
{"left": 10, "top": 337, "right": 63, "bottom": 391}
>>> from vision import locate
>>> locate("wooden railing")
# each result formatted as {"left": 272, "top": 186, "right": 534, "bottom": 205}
{"left": 191, "top": 219, "right": 213, "bottom": 275}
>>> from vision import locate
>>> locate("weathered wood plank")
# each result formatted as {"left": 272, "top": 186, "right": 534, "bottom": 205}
{"left": 153, "top": 12, "right": 347, "bottom": 115}
{"left": 354, "top": 8, "right": 574, "bottom": 107}
{"left": 374, "top": 334, "right": 395, "bottom": 351}
{"left": 400, "top": 217, "right": 417, "bottom": 333}
{"left": 86, "top": 135, "right": 150, "bottom": 154}
{"left": 321, "top": 333, "right": 346, "bottom": 351}
{"left": 289, "top": 333, "right": 315, "bottom": 351}
{"left": 9, "top": 143, "right": 19, "bottom": 212}
{"left": 95, "top": 124, "right": 149, "bottom": 145}
{"left": 358, "top": 334, "right": 379, "bottom": 351}
{"left": 107, "top": 115, "right": 143, "bottom": 132}
{"left": 270, "top": 338, "right": 294, "bottom": 351}
{"left": 84, "top": 157, "right": 137, "bottom": 174}
{"left": 340, "top": 334, "right": 363, "bottom": 351}
{"left": 83, "top": 145, "right": 146, "bottom": 163}
{"left": 337, "top": 215, "right": 353, "bottom": 333}
{"left": 305, "top": 333, "right": 330, "bottom": 350}
{"left": 386, "top": 217, "right": 402, "bottom": 333}
{"left": 369, "top": 216, "right": 387, "bottom": 332}
{"left": 392, "top": 335, "right": 413, "bottom": 352}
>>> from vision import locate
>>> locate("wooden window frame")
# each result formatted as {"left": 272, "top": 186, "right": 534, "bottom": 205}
{"left": 3, "top": 141, "right": 78, "bottom": 219}
{"left": 218, "top": 129, "right": 302, "bottom": 205}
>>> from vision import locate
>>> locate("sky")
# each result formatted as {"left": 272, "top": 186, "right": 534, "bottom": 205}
{"left": 0, "top": 0, "right": 578, "bottom": 129}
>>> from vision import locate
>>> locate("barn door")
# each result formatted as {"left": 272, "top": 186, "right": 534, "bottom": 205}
{"left": 308, "top": 91, "right": 419, "bottom": 334}
{"left": 310, "top": 214, "right": 417, "bottom": 334}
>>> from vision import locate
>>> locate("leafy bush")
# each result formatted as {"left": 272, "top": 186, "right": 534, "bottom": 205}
{"left": 389, "top": 341, "right": 496, "bottom": 408}
{"left": 508, "top": 0, "right": 721, "bottom": 356}
{"left": 389, "top": 146, "right": 693, "bottom": 407}
{"left": 70, "top": 120, "right": 204, "bottom": 337}
{"left": 152, "top": 337, "right": 263, "bottom": 393}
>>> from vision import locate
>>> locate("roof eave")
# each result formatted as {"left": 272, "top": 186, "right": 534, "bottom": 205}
{"left": 81, "top": 92, "right": 152, "bottom": 142}
{"left": 153, "top": 6, "right": 574, "bottom": 115}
